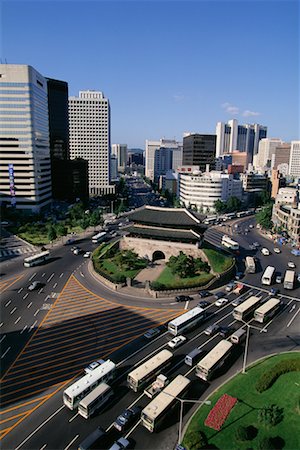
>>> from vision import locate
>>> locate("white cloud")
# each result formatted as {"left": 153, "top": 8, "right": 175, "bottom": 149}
{"left": 242, "top": 109, "right": 261, "bottom": 117}
{"left": 221, "top": 102, "right": 240, "bottom": 115}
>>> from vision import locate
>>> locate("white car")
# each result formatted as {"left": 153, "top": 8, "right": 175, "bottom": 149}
{"left": 168, "top": 335, "right": 187, "bottom": 349}
{"left": 215, "top": 298, "right": 229, "bottom": 307}
{"left": 273, "top": 248, "right": 281, "bottom": 254}
{"left": 288, "top": 261, "right": 296, "bottom": 269}
{"left": 249, "top": 224, "right": 254, "bottom": 229}
{"left": 261, "top": 248, "right": 270, "bottom": 256}
{"left": 83, "top": 251, "right": 91, "bottom": 258}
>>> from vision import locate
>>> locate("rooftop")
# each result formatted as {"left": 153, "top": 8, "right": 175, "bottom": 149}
{"left": 128, "top": 206, "right": 206, "bottom": 227}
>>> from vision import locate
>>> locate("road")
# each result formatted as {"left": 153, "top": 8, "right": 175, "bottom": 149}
{"left": 0, "top": 218, "right": 299, "bottom": 449}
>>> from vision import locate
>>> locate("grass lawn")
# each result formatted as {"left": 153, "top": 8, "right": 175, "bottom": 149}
{"left": 182, "top": 352, "right": 300, "bottom": 450}
{"left": 100, "top": 258, "right": 144, "bottom": 280}
{"left": 202, "top": 247, "right": 234, "bottom": 273}
{"left": 155, "top": 265, "right": 214, "bottom": 289}
{"left": 18, "top": 230, "right": 49, "bottom": 245}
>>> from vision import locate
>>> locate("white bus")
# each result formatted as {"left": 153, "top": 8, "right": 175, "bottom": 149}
{"left": 245, "top": 256, "right": 256, "bottom": 274}
{"left": 167, "top": 307, "right": 206, "bottom": 336}
{"left": 196, "top": 340, "right": 233, "bottom": 381}
{"left": 232, "top": 295, "right": 261, "bottom": 321}
{"left": 261, "top": 266, "right": 275, "bottom": 285}
{"left": 253, "top": 298, "right": 281, "bottom": 324}
{"left": 141, "top": 375, "right": 190, "bottom": 432}
{"left": 63, "top": 360, "right": 116, "bottom": 410}
{"left": 78, "top": 383, "right": 113, "bottom": 419}
{"left": 127, "top": 350, "right": 173, "bottom": 392}
{"left": 23, "top": 251, "right": 50, "bottom": 268}
{"left": 92, "top": 232, "right": 107, "bottom": 244}
{"left": 283, "top": 270, "right": 295, "bottom": 290}
{"left": 221, "top": 235, "right": 239, "bottom": 251}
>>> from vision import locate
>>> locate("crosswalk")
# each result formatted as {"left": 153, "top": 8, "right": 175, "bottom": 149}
{"left": 0, "top": 246, "right": 36, "bottom": 258}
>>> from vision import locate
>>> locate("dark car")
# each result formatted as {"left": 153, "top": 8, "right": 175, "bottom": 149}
{"left": 198, "top": 290, "right": 210, "bottom": 298}
{"left": 28, "top": 281, "right": 43, "bottom": 291}
{"left": 113, "top": 406, "right": 142, "bottom": 432}
{"left": 175, "top": 295, "right": 193, "bottom": 302}
{"left": 219, "top": 326, "right": 233, "bottom": 338}
{"left": 197, "top": 300, "right": 210, "bottom": 308}
{"left": 235, "top": 272, "right": 244, "bottom": 280}
{"left": 270, "top": 287, "right": 280, "bottom": 296}
{"left": 214, "top": 291, "right": 225, "bottom": 300}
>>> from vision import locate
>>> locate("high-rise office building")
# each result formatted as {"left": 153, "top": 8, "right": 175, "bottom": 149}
{"left": 145, "top": 139, "right": 182, "bottom": 180}
{"left": 111, "top": 144, "right": 127, "bottom": 173}
{"left": 216, "top": 119, "right": 267, "bottom": 162}
{"left": 271, "top": 143, "right": 291, "bottom": 176}
{"left": 182, "top": 134, "right": 216, "bottom": 171}
{"left": 0, "top": 64, "right": 52, "bottom": 212}
{"left": 69, "top": 90, "right": 114, "bottom": 196}
{"left": 289, "top": 141, "right": 300, "bottom": 178}
{"left": 253, "top": 138, "right": 283, "bottom": 170}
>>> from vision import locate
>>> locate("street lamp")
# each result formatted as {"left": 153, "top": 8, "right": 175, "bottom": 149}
{"left": 241, "top": 320, "right": 267, "bottom": 374}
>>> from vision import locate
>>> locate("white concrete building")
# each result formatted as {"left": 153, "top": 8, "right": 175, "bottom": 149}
{"left": 289, "top": 141, "right": 300, "bottom": 178}
{"left": 275, "top": 187, "right": 298, "bottom": 206}
{"left": 253, "top": 138, "right": 283, "bottom": 170}
{"left": 145, "top": 138, "right": 182, "bottom": 180}
{"left": 178, "top": 168, "right": 242, "bottom": 212}
{"left": 69, "top": 90, "right": 114, "bottom": 196}
{"left": 111, "top": 144, "right": 127, "bottom": 173}
{"left": 0, "top": 64, "right": 52, "bottom": 212}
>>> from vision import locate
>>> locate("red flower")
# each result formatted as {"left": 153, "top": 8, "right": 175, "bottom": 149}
{"left": 204, "top": 394, "right": 237, "bottom": 431}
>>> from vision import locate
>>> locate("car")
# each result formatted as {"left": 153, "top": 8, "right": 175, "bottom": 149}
{"left": 84, "top": 359, "right": 106, "bottom": 374}
{"left": 143, "top": 327, "right": 161, "bottom": 339}
{"left": 244, "top": 228, "right": 249, "bottom": 233}
{"left": 28, "top": 281, "right": 43, "bottom": 291}
{"left": 235, "top": 272, "right": 244, "bottom": 280}
{"left": 168, "top": 335, "right": 187, "bottom": 349}
{"left": 197, "top": 300, "right": 210, "bottom": 308}
{"left": 232, "top": 297, "right": 244, "bottom": 307}
{"left": 83, "top": 251, "right": 91, "bottom": 258}
{"left": 261, "top": 248, "right": 270, "bottom": 256}
{"left": 214, "top": 291, "right": 225, "bottom": 300}
{"left": 288, "top": 261, "right": 296, "bottom": 268}
{"left": 276, "top": 275, "right": 283, "bottom": 284}
{"left": 225, "top": 281, "right": 235, "bottom": 292}
{"left": 73, "top": 248, "right": 83, "bottom": 255}
{"left": 249, "top": 224, "right": 254, "bottom": 229}
{"left": 219, "top": 326, "right": 233, "bottom": 338}
{"left": 198, "top": 290, "right": 210, "bottom": 298}
{"left": 273, "top": 247, "right": 281, "bottom": 254}
{"left": 65, "top": 238, "right": 75, "bottom": 245}
{"left": 291, "top": 249, "right": 300, "bottom": 256}
{"left": 270, "top": 287, "right": 280, "bottom": 296}
{"left": 175, "top": 295, "right": 193, "bottom": 302}
{"left": 108, "top": 437, "right": 130, "bottom": 450}
{"left": 71, "top": 246, "right": 78, "bottom": 252}
{"left": 215, "top": 298, "right": 229, "bottom": 307}
{"left": 204, "top": 323, "right": 220, "bottom": 336}
{"left": 113, "top": 406, "right": 142, "bottom": 432}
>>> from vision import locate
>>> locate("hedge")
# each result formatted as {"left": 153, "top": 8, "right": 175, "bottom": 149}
{"left": 255, "top": 358, "right": 300, "bottom": 393}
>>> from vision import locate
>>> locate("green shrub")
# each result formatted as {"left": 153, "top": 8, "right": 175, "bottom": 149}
{"left": 257, "top": 404, "right": 284, "bottom": 428}
{"left": 255, "top": 358, "right": 300, "bottom": 393}
{"left": 150, "top": 281, "right": 167, "bottom": 291}
{"left": 257, "top": 436, "right": 273, "bottom": 450}
{"left": 235, "top": 425, "right": 256, "bottom": 441}
{"left": 184, "top": 430, "right": 207, "bottom": 450}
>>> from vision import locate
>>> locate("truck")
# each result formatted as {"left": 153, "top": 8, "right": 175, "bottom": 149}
{"left": 144, "top": 374, "right": 168, "bottom": 399}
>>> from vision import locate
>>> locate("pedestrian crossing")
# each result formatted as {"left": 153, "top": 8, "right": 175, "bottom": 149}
{"left": 0, "top": 246, "right": 36, "bottom": 258}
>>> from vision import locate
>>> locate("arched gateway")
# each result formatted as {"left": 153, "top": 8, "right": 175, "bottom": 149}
{"left": 152, "top": 250, "right": 165, "bottom": 261}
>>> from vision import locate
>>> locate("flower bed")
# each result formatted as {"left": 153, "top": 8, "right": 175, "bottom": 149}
{"left": 204, "top": 393, "right": 237, "bottom": 431}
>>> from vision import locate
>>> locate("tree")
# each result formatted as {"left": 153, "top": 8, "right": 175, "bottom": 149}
{"left": 214, "top": 199, "right": 227, "bottom": 213}
{"left": 47, "top": 225, "right": 57, "bottom": 242}
{"left": 56, "top": 223, "right": 68, "bottom": 237}
{"left": 194, "top": 258, "right": 210, "bottom": 273}
{"left": 257, "top": 404, "right": 284, "bottom": 428}
{"left": 184, "top": 430, "right": 207, "bottom": 450}
{"left": 226, "top": 196, "right": 242, "bottom": 212}
{"left": 167, "top": 252, "right": 196, "bottom": 278}
{"left": 256, "top": 203, "right": 274, "bottom": 230}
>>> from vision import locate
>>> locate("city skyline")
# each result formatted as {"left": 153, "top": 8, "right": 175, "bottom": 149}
{"left": 2, "top": 1, "right": 299, "bottom": 147}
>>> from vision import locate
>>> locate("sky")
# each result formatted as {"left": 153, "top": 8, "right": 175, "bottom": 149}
{"left": 1, "top": 0, "right": 299, "bottom": 148}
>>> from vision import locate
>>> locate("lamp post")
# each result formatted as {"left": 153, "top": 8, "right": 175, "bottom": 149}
{"left": 241, "top": 320, "right": 267, "bottom": 374}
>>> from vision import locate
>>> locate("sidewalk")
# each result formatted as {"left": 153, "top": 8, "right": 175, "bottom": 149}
{"left": 134, "top": 261, "right": 166, "bottom": 284}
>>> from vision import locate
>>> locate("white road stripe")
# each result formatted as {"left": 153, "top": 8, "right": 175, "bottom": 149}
{"left": 68, "top": 412, "right": 79, "bottom": 423}
{"left": 1, "top": 346, "right": 11, "bottom": 359}
{"left": 124, "top": 419, "right": 141, "bottom": 438}
{"left": 38, "top": 288, "right": 43, "bottom": 294}
{"left": 184, "top": 301, "right": 189, "bottom": 310}
{"left": 30, "top": 320, "right": 37, "bottom": 330}
{"left": 20, "top": 325, "right": 27, "bottom": 334}
{"left": 0, "top": 322, "right": 3, "bottom": 328}
{"left": 47, "top": 273, "right": 55, "bottom": 283}
{"left": 39, "top": 445, "right": 47, "bottom": 450}
{"left": 15, "top": 316, "right": 21, "bottom": 324}
{"left": 29, "top": 273, "right": 36, "bottom": 281}
{"left": 59, "top": 273, "right": 64, "bottom": 278}
{"left": 27, "top": 302, "right": 32, "bottom": 309}
{"left": 15, "top": 405, "right": 65, "bottom": 450}
{"left": 42, "top": 272, "right": 46, "bottom": 277}
{"left": 287, "top": 307, "right": 300, "bottom": 328}
{"left": 23, "top": 293, "right": 29, "bottom": 300}
{"left": 63, "top": 435, "right": 79, "bottom": 450}
{"left": 18, "top": 288, "right": 23, "bottom": 293}
{"left": 34, "top": 309, "right": 40, "bottom": 317}
{"left": 0, "top": 334, "right": 6, "bottom": 343}
{"left": 5, "top": 300, "right": 11, "bottom": 307}
{"left": 10, "top": 307, "right": 17, "bottom": 315}
{"left": 53, "top": 282, "right": 57, "bottom": 289}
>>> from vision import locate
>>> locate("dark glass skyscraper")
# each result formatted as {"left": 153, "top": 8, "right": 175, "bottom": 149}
{"left": 182, "top": 134, "right": 216, "bottom": 171}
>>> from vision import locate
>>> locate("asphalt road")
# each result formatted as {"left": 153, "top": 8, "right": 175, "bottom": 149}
{"left": 0, "top": 219, "right": 299, "bottom": 450}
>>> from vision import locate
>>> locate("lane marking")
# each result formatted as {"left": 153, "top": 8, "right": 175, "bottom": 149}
{"left": 47, "top": 273, "right": 54, "bottom": 283}
{"left": 287, "top": 307, "right": 300, "bottom": 328}
{"left": 64, "top": 434, "right": 79, "bottom": 450}
{"left": 39, "top": 445, "right": 47, "bottom": 450}
{"left": 23, "top": 293, "right": 29, "bottom": 300}
{"left": 0, "top": 322, "right": 3, "bottom": 328}
{"left": 0, "top": 334, "right": 6, "bottom": 343}
{"left": 15, "top": 317, "right": 21, "bottom": 324}
{"left": 38, "top": 288, "right": 43, "bottom": 294}
{"left": 289, "top": 304, "right": 296, "bottom": 313}
{"left": 29, "top": 273, "right": 36, "bottom": 282}
{"left": 10, "top": 307, "right": 17, "bottom": 315}
{"left": 29, "top": 320, "right": 38, "bottom": 331}
{"left": 18, "top": 288, "right": 23, "bottom": 294}
{"left": 20, "top": 325, "right": 27, "bottom": 334}
{"left": 1, "top": 347, "right": 11, "bottom": 359}
{"left": 14, "top": 405, "right": 65, "bottom": 450}
{"left": 124, "top": 419, "right": 141, "bottom": 439}
{"left": 184, "top": 301, "right": 189, "bottom": 310}
{"left": 80, "top": 272, "right": 85, "bottom": 278}
{"left": 59, "top": 273, "right": 64, "bottom": 278}
{"left": 53, "top": 283, "right": 57, "bottom": 289}
{"left": 42, "top": 273, "right": 46, "bottom": 277}
{"left": 27, "top": 302, "right": 32, "bottom": 309}
{"left": 34, "top": 309, "right": 40, "bottom": 317}
{"left": 5, "top": 300, "right": 11, "bottom": 307}
{"left": 68, "top": 412, "right": 79, "bottom": 423}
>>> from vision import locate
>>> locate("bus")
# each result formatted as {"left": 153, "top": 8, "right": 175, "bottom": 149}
{"left": 223, "top": 212, "right": 237, "bottom": 220}
{"left": 232, "top": 295, "right": 261, "bottom": 321}
{"left": 78, "top": 383, "right": 113, "bottom": 419}
{"left": 23, "top": 251, "right": 50, "bottom": 268}
{"left": 167, "top": 307, "right": 206, "bottom": 336}
{"left": 283, "top": 270, "right": 295, "bottom": 290}
{"left": 253, "top": 298, "right": 281, "bottom": 324}
{"left": 63, "top": 360, "right": 116, "bottom": 410}
{"left": 221, "top": 235, "right": 239, "bottom": 251}
{"left": 196, "top": 340, "right": 233, "bottom": 381}
{"left": 141, "top": 375, "right": 190, "bottom": 432}
{"left": 245, "top": 256, "right": 256, "bottom": 274}
{"left": 127, "top": 349, "right": 173, "bottom": 392}
{"left": 261, "top": 266, "right": 275, "bottom": 285}
{"left": 92, "top": 232, "right": 107, "bottom": 244}
{"left": 204, "top": 216, "right": 217, "bottom": 225}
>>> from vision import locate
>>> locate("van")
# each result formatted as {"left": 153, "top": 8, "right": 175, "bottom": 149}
{"left": 78, "top": 427, "right": 107, "bottom": 450}
{"left": 185, "top": 348, "right": 203, "bottom": 366}
{"left": 230, "top": 328, "right": 246, "bottom": 344}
